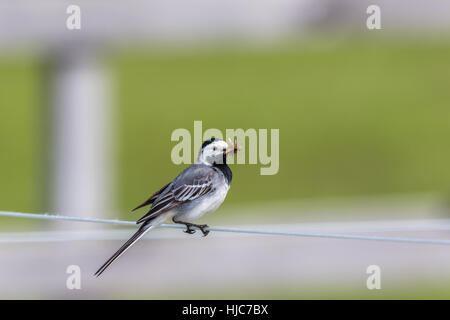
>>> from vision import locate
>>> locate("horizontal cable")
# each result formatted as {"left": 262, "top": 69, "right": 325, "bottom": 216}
{"left": 1, "top": 210, "right": 450, "bottom": 245}
{"left": 2, "top": 220, "right": 450, "bottom": 244}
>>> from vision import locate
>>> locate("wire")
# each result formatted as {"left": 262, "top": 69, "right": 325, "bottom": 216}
{"left": 1, "top": 210, "right": 450, "bottom": 246}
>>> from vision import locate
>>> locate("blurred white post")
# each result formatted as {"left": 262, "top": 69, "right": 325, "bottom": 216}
{"left": 50, "top": 50, "right": 113, "bottom": 224}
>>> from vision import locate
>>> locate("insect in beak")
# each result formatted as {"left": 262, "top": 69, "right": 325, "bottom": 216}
{"left": 224, "top": 138, "right": 241, "bottom": 155}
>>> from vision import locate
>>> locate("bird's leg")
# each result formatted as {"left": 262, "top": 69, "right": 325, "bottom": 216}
{"left": 184, "top": 223, "right": 197, "bottom": 235}
{"left": 172, "top": 218, "right": 196, "bottom": 234}
{"left": 172, "top": 218, "right": 210, "bottom": 237}
{"left": 193, "top": 223, "right": 210, "bottom": 237}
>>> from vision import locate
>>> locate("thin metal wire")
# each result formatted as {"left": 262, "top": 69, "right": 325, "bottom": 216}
{"left": 1, "top": 210, "right": 450, "bottom": 245}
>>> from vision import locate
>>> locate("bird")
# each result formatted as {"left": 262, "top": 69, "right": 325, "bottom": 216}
{"left": 94, "top": 137, "right": 240, "bottom": 276}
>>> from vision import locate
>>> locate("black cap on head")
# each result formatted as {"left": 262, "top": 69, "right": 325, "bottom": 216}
{"left": 201, "top": 137, "right": 216, "bottom": 149}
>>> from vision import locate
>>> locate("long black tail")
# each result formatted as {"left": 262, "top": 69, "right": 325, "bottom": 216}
{"left": 94, "top": 224, "right": 152, "bottom": 277}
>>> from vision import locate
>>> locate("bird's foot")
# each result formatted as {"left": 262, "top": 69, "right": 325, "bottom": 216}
{"left": 184, "top": 223, "right": 210, "bottom": 236}
{"left": 173, "top": 218, "right": 210, "bottom": 236}
{"left": 183, "top": 224, "right": 196, "bottom": 234}
{"left": 197, "top": 224, "right": 210, "bottom": 237}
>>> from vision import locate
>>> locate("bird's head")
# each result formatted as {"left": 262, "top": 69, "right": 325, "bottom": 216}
{"left": 197, "top": 137, "right": 240, "bottom": 166}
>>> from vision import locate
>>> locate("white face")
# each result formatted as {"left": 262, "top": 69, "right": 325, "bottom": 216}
{"left": 197, "top": 139, "right": 230, "bottom": 165}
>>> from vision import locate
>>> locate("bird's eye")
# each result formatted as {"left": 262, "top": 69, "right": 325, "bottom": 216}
{"left": 213, "top": 147, "right": 216, "bottom": 151}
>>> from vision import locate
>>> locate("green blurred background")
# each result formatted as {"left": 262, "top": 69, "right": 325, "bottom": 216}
{"left": 2, "top": 39, "right": 450, "bottom": 217}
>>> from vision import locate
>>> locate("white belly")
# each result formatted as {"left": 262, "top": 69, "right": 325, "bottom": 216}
{"left": 175, "top": 184, "right": 229, "bottom": 223}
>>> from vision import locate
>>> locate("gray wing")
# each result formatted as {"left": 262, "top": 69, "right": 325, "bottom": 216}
{"left": 136, "top": 165, "right": 216, "bottom": 224}
{"left": 131, "top": 182, "right": 171, "bottom": 212}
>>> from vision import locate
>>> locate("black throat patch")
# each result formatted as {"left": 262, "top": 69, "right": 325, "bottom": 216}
{"left": 213, "top": 163, "right": 232, "bottom": 185}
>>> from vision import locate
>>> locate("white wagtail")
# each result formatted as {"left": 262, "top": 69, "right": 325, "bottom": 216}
{"left": 95, "top": 137, "right": 240, "bottom": 276}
